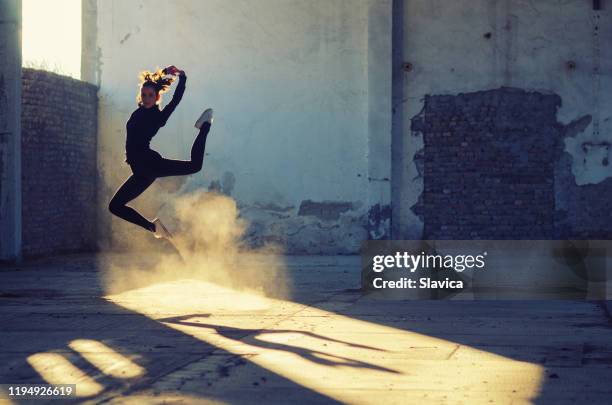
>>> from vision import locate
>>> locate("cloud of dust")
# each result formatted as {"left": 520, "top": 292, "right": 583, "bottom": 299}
{"left": 101, "top": 190, "right": 291, "bottom": 300}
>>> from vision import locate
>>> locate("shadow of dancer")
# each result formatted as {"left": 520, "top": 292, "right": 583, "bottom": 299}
{"left": 158, "top": 314, "right": 400, "bottom": 375}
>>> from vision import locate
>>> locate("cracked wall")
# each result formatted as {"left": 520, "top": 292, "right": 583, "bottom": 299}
{"left": 89, "top": 0, "right": 612, "bottom": 251}
{"left": 556, "top": 115, "right": 612, "bottom": 238}
{"left": 409, "top": 86, "right": 612, "bottom": 239}
{"left": 393, "top": 0, "right": 612, "bottom": 239}
{"left": 176, "top": 176, "right": 375, "bottom": 255}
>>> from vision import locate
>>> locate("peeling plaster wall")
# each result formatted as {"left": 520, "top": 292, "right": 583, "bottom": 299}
{"left": 92, "top": 0, "right": 391, "bottom": 253}
{"left": 393, "top": 0, "right": 612, "bottom": 239}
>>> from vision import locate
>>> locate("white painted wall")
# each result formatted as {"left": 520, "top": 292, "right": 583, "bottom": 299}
{"left": 93, "top": 0, "right": 391, "bottom": 253}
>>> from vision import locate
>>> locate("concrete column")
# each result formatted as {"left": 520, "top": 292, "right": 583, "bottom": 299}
{"left": 81, "top": 0, "right": 99, "bottom": 85}
{"left": 0, "top": 0, "right": 22, "bottom": 263}
{"left": 367, "top": 0, "right": 393, "bottom": 239}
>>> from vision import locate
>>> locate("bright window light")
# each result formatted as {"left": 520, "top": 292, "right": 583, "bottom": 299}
{"left": 22, "top": 0, "right": 81, "bottom": 79}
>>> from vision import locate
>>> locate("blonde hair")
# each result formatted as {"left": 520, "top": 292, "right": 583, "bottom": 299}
{"left": 136, "top": 67, "right": 175, "bottom": 105}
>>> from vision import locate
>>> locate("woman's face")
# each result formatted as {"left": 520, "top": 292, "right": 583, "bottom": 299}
{"left": 141, "top": 85, "right": 159, "bottom": 108}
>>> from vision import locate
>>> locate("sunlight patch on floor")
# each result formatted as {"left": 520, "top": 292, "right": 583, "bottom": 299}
{"left": 26, "top": 353, "right": 103, "bottom": 397}
{"left": 105, "top": 279, "right": 544, "bottom": 404}
{"left": 25, "top": 339, "right": 146, "bottom": 398}
{"left": 68, "top": 339, "right": 145, "bottom": 379}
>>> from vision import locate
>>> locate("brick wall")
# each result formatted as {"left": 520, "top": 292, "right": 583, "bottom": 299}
{"left": 410, "top": 86, "right": 612, "bottom": 240}
{"left": 411, "top": 87, "right": 561, "bottom": 239}
{"left": 21, "top": 69, "right": 98, "bottom": 257}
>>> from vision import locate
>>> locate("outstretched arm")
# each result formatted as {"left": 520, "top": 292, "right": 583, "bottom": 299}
{"left": 159, "top": 69, "right": 187, "bottom": 127}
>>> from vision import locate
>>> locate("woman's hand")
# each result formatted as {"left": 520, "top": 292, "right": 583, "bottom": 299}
{"left": 163, "top": 65, "right": 184, "bottom": 76}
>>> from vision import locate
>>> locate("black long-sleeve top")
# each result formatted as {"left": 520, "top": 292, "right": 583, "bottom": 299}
{"left": 125, "top": 74, "right": 187, "bottom": 164}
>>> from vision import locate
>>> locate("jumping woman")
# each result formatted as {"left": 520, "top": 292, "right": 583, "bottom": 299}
{"left": 109, "top": 65, "right": 213, "bottom": 240}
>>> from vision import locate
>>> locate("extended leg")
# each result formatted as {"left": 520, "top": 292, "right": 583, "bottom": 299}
{"left": 108, "top": 174, "right": 156, "bottom": 231}
{"left": 153, "top": 122, "right": 211, "bottom": 178}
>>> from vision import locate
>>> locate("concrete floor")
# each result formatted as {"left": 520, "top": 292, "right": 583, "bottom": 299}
{"left": 1, "top": 253, "right": 612, "bottom": 404}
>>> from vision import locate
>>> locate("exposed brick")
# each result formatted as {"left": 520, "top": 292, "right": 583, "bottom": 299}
{"left": 21, "top": 69, "right": 98, "bottom": 257}
{"left": 411, "top": 87, "right": 560, "bottom": 239}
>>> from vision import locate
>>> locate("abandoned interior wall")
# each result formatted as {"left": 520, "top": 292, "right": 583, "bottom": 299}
{"left": 393, "top": 0, "right": 612, "bottom": 240}
{"left": 91, "top": 0, "right": 391, "bottom": 254}
{"left": 89, "top": 0, "right": 612, "bottom": 254}
{"left": 21, "top": 68, "right": 98, "bottom": 257}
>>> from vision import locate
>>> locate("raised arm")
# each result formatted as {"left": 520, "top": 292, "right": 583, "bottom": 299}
{"left": 159, "top": 70, "right": 187, "bottom": 127}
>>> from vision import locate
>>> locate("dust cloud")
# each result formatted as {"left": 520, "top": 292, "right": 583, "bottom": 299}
{"left": 100, "top": 190, "right": 291, "bottom": 300}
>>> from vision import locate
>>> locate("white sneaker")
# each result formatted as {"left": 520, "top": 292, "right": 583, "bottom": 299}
{"left": 194, "top": 108, "right": 214, "bottom": 129}
{"left": 152, "top": 218, "right": 173, "bottom": 240}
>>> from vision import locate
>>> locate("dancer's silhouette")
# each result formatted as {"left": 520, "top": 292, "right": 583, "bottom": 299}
{"left": 109, "top": 65, "right": 213, "bottom": 239}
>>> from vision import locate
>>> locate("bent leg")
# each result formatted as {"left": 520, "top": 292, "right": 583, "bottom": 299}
{"left": 153, "top": 123, "right": 211, "bottom": 178}
{"left": 108, "top": 174, "right": 156, "bottom": 231}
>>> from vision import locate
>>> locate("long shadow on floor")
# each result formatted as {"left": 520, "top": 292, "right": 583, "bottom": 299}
{"left": 158, "top": 313, "right": 398, "bottom": 374}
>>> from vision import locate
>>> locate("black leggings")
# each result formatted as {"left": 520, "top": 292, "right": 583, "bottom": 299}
{"left": 108, "top": 123, "right": 211, "bottom": 232}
